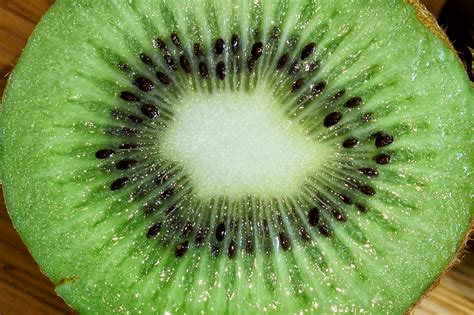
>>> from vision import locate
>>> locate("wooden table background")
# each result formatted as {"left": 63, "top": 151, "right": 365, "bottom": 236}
{"left": 0, "top": 1, "right": 472, "bottom": 314}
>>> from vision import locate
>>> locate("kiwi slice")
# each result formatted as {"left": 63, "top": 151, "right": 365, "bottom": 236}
{"left": 1, "top": 0, "right": 472, "bottom": 313}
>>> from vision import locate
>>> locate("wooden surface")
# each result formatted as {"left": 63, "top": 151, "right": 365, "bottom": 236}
{"left": 0, "top": 1, "right": 472, "bottom": 314}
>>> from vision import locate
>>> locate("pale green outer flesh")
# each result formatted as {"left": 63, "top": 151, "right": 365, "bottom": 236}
{"left": 1, "top": 0, "right": 473, "bottom": 314}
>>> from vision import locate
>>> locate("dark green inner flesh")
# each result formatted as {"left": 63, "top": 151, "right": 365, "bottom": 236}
{"left": 92, "top": 30, "right": 396, "bottom": 259}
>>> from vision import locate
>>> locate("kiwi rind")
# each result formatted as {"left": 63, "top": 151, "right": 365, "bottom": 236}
{"left": 406, "top": 0, "right": 455, "bottom": 53}
{"left": 0, "top": 0, "right": 472, "bottom": 314}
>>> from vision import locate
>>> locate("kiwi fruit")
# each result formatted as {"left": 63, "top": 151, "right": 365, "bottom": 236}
{"left": 1, "top": 0, "right": 472, "bottom": 313}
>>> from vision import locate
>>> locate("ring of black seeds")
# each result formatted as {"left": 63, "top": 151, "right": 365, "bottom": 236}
{"left": 90, "top": 30, "right": 397, "bottom": 260}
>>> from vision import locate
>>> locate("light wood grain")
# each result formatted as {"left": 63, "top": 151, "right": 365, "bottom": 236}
{"left": 0, "top": 1, "right": 472, "bottom": 314}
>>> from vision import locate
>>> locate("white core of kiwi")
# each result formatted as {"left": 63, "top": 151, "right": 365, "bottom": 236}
{"left": 161, "top": 85, "right": 330, "bottom": 199}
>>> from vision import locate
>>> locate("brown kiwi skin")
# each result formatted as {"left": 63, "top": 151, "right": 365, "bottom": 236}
{"left": 406, "top": 0, "right": 454, "bottom": 51}
{"left": 404, "top": 1, "right": 474, "bottom": 313}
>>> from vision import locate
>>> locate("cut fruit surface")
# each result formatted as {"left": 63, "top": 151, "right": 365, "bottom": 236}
{"left": 1, "top": 0, "right": 472, "bottom": 314}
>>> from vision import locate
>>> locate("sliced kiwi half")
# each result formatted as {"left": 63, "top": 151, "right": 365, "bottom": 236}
{"left": 1, "top": 0, "right": 472, "bottom": 313}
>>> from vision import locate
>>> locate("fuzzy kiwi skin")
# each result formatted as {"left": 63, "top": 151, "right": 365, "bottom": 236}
{"left": 406, "top": 0, "right": 455, "bottom": 52}
{"left": 0, "top": 0, "right": 472, "bottom": 310}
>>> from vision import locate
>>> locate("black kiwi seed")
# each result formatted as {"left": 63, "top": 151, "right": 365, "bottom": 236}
{"left": 339, "top": 194, "right": 352, "bottom": 205}
{"left": 318, "top": 223, "right": 331, "bottom": 237}
{"left": 361, "top": 112, "right": 373, "bottom": 123}
{"left": 247, "top": 56, "right": 255, "bottom": 73}
{"left": 331, "top": 209, "right": 346, "bottom": 222}
{"left": 143, "top": 203, "right": 158, "bottom": 215}
{"left": 120, "top": 91, "right": 139, "bottom": 102}
{"left": 270, "top": 27, "right": 281, "bottom": 41}
{"left": 251, "top": 42, "right": 264, "bottom": 60}
{"left": 359, "top": 185, "right": 376, "bottom": 196}
{"left": 262, "top": 219, "right": 270, "bottom": 236}
{"left": 164, "top": 54, "right": 178, "bottom": 70}
{"left": 95, "top": 149, "right": 115, "bottom": 159}
{"left": 298, "top": 96, "right": 307, "bottom": 105}
{"left": 214, "top": 38, "right": 225, "bottom": 55}
{"left": 154, "top": 38, "right": 167, "bottom": 51}
{"left": 228, "top": 240, "right": 237, "bottom": 258}
{"left": 182, "top": 222, "right": 194, "bottom": 237}
{"left": 193, "top": 43, "right": 203, "bottom": 57}
{"left": 308, "top": 207, "right": 320, "bottom": 226}
{"left": 118, "top": 63, "right": 131, "bottom": 72}
{"left": 372, "top": 131, "right": 384, "bottom": 138}
{"left": 110, "top": 177, "right": 129, "bottom": 191}
{"left": 121, "top": 127, "right": 139, "bottom": 136}
{"left": 146, "top": 222, "right": 162, "bottom": 238}
{"left": 134, "top": 77, "right": 154, "bottom": 92}
{"left": 141, "top": 104, "right": 159, "bottom": 119}
{"left": 170, "top": 32, "right": 182, "bottom": 48}
{"left": 375, "top": 153, "right": 391, "bottom": 165}
{"left": 245, "top": 237, "right": 254, "bottom": 253}
{"left": 342, "top": 137, "right": 359, "bottom": 148}
{"left": 298, "top": 227, "right": 311, "bottom": 242}
{"left": 276, "top": 53, "right": 289, "bottom": 69}
{"left": 166, "top": 204, "right": 179, "bottom": 214}
{"left": 279, "top": 232, "right": 291, "bottom": 250}
{"left": 160, "top": 187, "right": 174, "bottom": 199}
{"left": 194, "top": 229, "right": 207, "bottom": 246}
{"left": 355, "top": 203, "right": 369, "bottom": 213}
{"left": 154, "top": 172, "right": 169, "bottom": 185}
{"left": 375, "top": 133, "right": 394, "bottom": 148}
{"left": 231, "top": 34, "right": 239, "bottom": 53}
{"left": 311, "top": 81, "right": 326, "bottom": 96}
{"left": 156, "top": 71, "right": 171, "bottom": 85}
{"left": 323, "top": 112, "right": 342, "bottom": 127}
{"left": 306, "top": 60, "right": 320, "bottom": 72}
{"left": 140, "top": 53, "right": 154, "bottom": 67}
{"left": 247, "top": 57, "right": 256, "bottom": 72}
{"left": 359, "top": 167, "right": 379, "bottom": 177}
{"left": 292, "top": 78, "right": 305, "bottom": 92}
{"left": 211, "top": 244, "right": 220, "bottom": 257}
{"left": 127, "top": 115, "right": 143, "bottom": 124}
{"left": 199, "top": 62, "right": 209, "bottom": 78}
{"left": 345, "top": 96, "right": 362, "bottom": 108}
{"left": 175, "top": 240, "right": 189, "bottom": 257}
{"left": 287, "top": 35, "right": 299, "bottom": 47}
{"left": 301, "top": 42, "right": 316, "bottom": 60}
{"left": 288, "top": 62, "right": 301, "bottom": 76}
{"left": 179, "top": 55, "right": 191, "bottom": 73}
{"left": 216, "top": 62, "right": 226, "bottom": 80}
{"left": 110, "top": 109, "right": 127, "bottom": 120}
{"left": 332, "top": 90, "right": 346, "bottom": 101}
{"left": 216, "top": 222, "right": 226, "bottom": 241}
{"left": 115, "top": 159, "right": 138, "bottom": 170}
{"left": 132, "top": 183, "right": 149, "bottom": 198}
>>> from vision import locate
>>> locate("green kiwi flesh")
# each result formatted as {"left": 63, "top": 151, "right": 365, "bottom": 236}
{"left": 1, "top": 0, "right": 473, "bottom": 313}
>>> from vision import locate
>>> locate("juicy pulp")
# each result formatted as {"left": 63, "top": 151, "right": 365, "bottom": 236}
{"left": 1, "top": 0, "right": 473, "bottom": 314}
